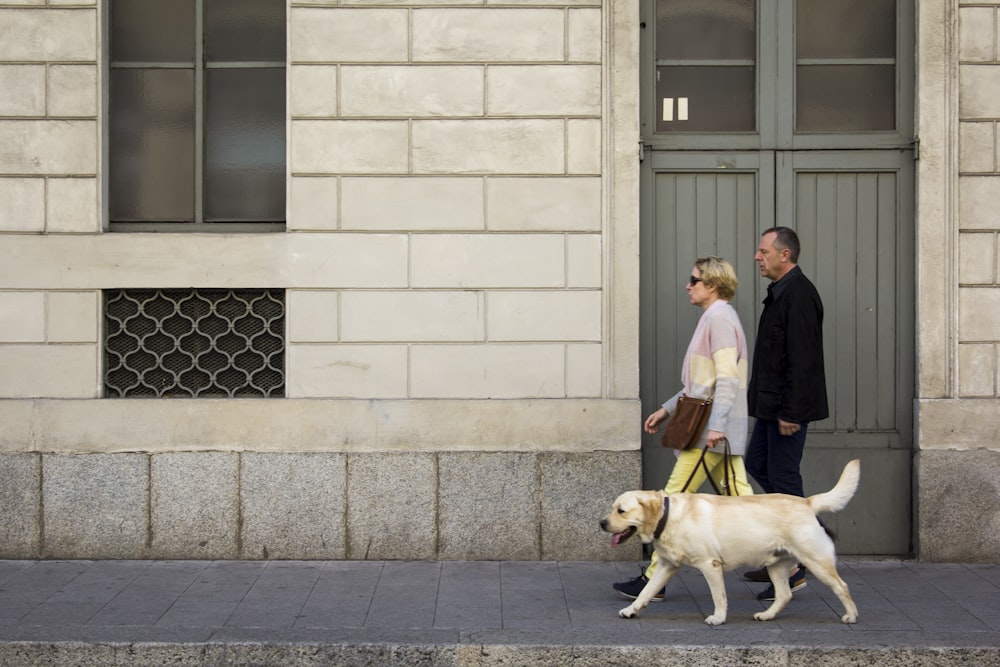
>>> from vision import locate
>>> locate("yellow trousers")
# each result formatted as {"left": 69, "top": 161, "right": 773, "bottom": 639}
{"left": 644, "top": 448, "right": 754, "bottom": 578}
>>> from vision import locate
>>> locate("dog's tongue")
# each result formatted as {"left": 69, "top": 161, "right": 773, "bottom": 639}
{"left": 611, "top": 532, "right": 624, "bottom": 547}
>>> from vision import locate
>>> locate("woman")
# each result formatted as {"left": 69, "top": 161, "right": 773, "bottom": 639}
{"left": 613, "top": 256, "right": 754, "bottom": 601}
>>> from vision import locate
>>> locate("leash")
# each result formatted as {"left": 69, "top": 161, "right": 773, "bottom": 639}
{"left": 679, "top": 439, "right": 738, "bottom": 496}
{"left": 656, "top": 443, "right": 733, "bottom": 541}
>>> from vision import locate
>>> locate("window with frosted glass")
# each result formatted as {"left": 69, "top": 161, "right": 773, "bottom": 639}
{"left": 109, "top": 0, "right": 286, "bottom": 226}
{"left": 654, "top": 0, "right": 756, "bottom": 133}
{"left": 795, "top": 0, "right": 896, "bottom": 132}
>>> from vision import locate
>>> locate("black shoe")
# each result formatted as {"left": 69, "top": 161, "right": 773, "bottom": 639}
{"left": 612, "top": 573, "right": 665, "bottom": 601}
{"left": 756, "top": 567, "right": 808, "bottom": 601}
{"left": 743, "top": 566, "right": 770, "bottom": 582}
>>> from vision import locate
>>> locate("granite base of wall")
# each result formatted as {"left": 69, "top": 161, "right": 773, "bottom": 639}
{"left": 916, "top": 449, "right": 1000, "bottom": 563}
{"left": 0, "top": 450, "right": 642, "bottom": 561}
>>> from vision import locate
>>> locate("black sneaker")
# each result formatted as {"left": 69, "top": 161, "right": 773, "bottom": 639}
{"left": 612, "top": 573, "right": 665, "bottom": 601}
{"left": 756, "top": 567, "right": 807, "bottom": 601}
{"left": 743, "top": 566, "right": 770, "bottom": 582}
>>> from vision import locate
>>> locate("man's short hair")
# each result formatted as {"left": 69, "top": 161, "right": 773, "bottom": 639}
{"left": 762, "top": 226, "right": 801, "bottom": 263}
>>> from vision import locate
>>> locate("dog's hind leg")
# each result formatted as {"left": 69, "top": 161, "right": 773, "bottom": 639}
{"left": 697, "top": 560, "right": 728, "bottom": 625}
{"left": 795, "top": 556, "right": 858, "bottom": 624}
{"left": 619, "top": 563, "right": 678, "bottom": 619}
{"left": 753, "top": 560, "right": 795, "bottom": 621}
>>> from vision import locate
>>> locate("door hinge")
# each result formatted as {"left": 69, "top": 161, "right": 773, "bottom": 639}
{"left": 911, "top": 138, "right": 920, "bottom": 160}
{"left": 639, "top": 141, "right": 646, "bottom": 162}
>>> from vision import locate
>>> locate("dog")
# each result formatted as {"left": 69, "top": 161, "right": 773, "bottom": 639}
{"left": 599, "top": 459, "right": 860, "bottom": 626}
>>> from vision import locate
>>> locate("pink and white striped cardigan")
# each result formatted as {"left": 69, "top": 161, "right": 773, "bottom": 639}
{"left": 661, "top": 300, "right": 750, "bottom": 456}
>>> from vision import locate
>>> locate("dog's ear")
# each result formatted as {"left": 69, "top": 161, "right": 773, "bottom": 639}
{"left": 637, "top": 492, "right": 665, "bottom": 536}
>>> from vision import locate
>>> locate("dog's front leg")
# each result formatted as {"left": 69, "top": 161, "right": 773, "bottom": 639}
{"left": 697, "top": 560, "right": 728, "bottom": 625}
{"left": 619, "top": 564, "right": 676, "bottom": 619}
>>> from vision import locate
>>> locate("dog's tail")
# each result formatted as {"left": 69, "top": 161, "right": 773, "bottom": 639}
{"left": 807, "top": 459, "right": 861, "bottom": 515}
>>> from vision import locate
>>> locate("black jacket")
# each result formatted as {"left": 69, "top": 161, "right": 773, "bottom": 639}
{"left": 748, "top": 266, "right": 829, "bottom": 424}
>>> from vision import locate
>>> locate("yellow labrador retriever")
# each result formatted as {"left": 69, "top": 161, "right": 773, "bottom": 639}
{"left": 600, "top": 459, "right": 860, "bottom": 626}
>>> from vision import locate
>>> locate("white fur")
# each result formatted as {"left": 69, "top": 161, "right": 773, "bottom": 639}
{"left": 600, "top": 459, "right": 860, "bottom": 625}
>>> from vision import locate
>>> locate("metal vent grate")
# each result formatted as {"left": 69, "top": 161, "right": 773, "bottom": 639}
{"left": 104, "top": 289, "right": 285, "bottom": 398}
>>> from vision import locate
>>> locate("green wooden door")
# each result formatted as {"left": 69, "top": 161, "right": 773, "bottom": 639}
{"left": 639, "top": 0, "right": 915, "bottom": 555}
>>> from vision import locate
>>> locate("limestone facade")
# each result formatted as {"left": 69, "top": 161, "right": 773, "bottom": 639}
{"left": 0, "top": 0, "right": 996, "bottom": 561}
{"left": 0, "top": 0, "right": 642, "bottom": 561}
{"left": 914, "top": 0, "right": 1000, "bottom": 562}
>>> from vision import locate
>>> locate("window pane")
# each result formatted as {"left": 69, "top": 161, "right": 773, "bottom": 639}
{"left": 797, "top": 0, "right": 895, "bottom": 59}
{"left": 796, "top": 65, "right": 895, "bottom": 132}
{"left": 205, "top": 0, "right": 286, "bottom": 62}
{"left": 656, "top": 0, "right": 755, "bottom": 60}
{"left": 205, "top": 69, "right": 286, "bottom": 222}
{"left": 110, "top": 69, "right": 195, "bottom": 221}
{"left": 656, "top": 66, "right": 755, "bottom": 133}
{"left": 111, "top": 0, "right": 195, "bottom": 62}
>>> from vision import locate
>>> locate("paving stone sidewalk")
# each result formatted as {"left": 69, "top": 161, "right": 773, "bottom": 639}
{"left": 0, "top": 559, "right": 998, "bottom": 666}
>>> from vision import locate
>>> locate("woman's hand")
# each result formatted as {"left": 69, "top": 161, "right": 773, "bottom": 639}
{"left": 644, "top": 408, "right": 667, "bottom": 434}
{"left": 705, "top": 430, "right": 726, "bottom": 448}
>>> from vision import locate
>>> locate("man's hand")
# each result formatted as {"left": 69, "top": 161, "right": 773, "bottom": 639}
{"left": 778, "top": 418, "right": 801, "bottom": 436}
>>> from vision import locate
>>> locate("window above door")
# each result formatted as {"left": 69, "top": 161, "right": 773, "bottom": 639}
{"left": 642, "top": 0, "right": 914, "bottom": 151}
{"left": 654, "top": 0, "right": 757, "bottom": 133}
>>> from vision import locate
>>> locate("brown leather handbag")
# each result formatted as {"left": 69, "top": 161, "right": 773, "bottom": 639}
{"left": 660, "top": 394, "right": 713, "bottom": 450}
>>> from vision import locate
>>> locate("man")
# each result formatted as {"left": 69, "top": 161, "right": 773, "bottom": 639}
{"left": 744, "top": 227, "right": 828, "bottom": 601}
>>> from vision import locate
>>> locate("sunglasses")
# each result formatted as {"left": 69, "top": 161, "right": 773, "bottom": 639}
{"left": 688, "top": 275, "right": 704, "bottom": 286}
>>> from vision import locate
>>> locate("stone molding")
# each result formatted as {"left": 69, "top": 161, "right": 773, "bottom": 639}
{"left": 915, "top": 398, "right": 1000, "bottom": 449}
{"left": 916, "top": 0, "right": 960, "bottom": 399}
{"left": 0, "top": 398, "right": 640, "bottom": 454}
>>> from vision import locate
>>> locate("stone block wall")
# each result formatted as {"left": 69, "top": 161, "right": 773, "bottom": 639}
{"left": 0, "top": 5, "right": 98, "bottom": 234}
{"left": 0, "top": 0, "right": 647, "bottom": 561}
{"left": 0, "top": 449, "right": 643, "bottom": 561}
{"left": 0, "top": 3, "right": 101, "bottom": 400}
{"left": 283, "top": 3, "right": 608, "bottom": 402}
{"left": 916, "top": 449, "right": 1000, "bottom": 562}
{"left": 958, "top": 1, "right": 1000, "bottom": 398}
{"left": 0, "top": 2, "right": 619, "bottom": 404}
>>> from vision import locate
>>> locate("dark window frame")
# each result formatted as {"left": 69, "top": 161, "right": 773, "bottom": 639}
{"left": 107, "top": 0, "right": 287, "bottom": 232}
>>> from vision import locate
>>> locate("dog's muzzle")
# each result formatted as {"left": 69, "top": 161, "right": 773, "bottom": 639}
{"left": 599, "top": 519, "right": 636, "bottom": 546}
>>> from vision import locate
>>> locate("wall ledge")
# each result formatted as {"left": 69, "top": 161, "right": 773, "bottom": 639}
{"left": 0, "top": 398, "right": 641, "bottom": 454}
{"left": 917, "top": 398, "right": 1000, "bottom": 450}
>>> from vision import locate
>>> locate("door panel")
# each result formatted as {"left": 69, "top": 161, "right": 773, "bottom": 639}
{"left": 802, "top": 447, "right": 911, "bottom": 555}
{"left": 642, "top": 150, "right": 913, "bottom": 555}
{"left": 777, "top": 151, "right": 914, "bottom": 448}
{"left": 640, "top": 153, "right": 772, "bottom": 508}
{"left": 778, "top": 150, "right": 914, "bottom": 554}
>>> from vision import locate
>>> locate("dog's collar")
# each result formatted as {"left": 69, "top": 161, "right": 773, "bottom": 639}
{"left": 653, "top": 496, "right": 670, "bottom": 540}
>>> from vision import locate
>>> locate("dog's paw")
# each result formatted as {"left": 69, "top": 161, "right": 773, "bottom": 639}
{"left": 841, "top": 612, "right": 858, "bottom": 624}
{"left": 704, "top": 614, "right": 726, "bottom": 626}
{"left": 618, "top": 606, "right": 639, "bottom": 619}
{"left": 753, "top": 611, "right": 776, "bottom": 621}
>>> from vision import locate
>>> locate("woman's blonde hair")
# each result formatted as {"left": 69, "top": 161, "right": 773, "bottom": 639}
{"left": 695, "top": 256, "right": 738, "bottom": 301}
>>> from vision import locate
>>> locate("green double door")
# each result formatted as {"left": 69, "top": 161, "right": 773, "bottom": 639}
{"left": 639, "top": 0, "right": 915, "bottom": 555}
